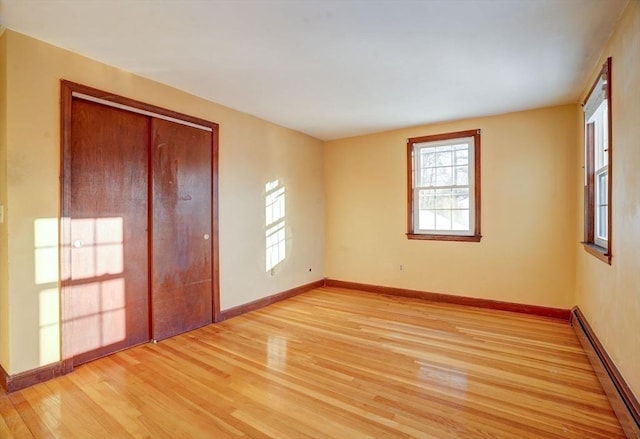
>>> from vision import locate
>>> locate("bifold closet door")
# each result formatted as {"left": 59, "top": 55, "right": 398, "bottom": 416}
{"left": 151, "top": 118, "right": 213, "bottom": 341}
{"left": 68, "top": 99, "right": 151, "bottom": 365}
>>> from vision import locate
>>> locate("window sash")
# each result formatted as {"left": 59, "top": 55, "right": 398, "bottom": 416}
{"left": 595, "top": 167, "right": 608, "bottom": 247}
{"left": 588, "top": 100, "right": 608, "bottom": 170}
{"left": 412, "top": 137, "right": 475, "bottom": 236}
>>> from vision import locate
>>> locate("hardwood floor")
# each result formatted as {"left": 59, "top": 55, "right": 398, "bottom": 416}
{"left": 0, "top": 287, "right": 624, "bottom": 438}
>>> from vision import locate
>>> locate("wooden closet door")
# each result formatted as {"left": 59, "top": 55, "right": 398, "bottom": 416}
{"left": 151, "top": 118, "right": 213, "bottom": 340}
{"left": 68, "top": 99, "right": 150, "bottom": 365}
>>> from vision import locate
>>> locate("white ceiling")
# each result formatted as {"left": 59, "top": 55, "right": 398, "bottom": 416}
{"left": 0, "top": 0, "right": 628, "bottom": 140}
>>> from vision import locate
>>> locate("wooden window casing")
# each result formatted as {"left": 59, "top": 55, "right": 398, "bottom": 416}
{"left": 582, "top": 58, "right": 612, "bottom": 264}
{"left": 407, "top": 129, "right": 481, "bottom": 242}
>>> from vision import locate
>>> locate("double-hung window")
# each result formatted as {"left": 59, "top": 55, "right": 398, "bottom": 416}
{"left": 583, "top": 57, "right": 612, "bottom": 264}
{"left": 407, "top": 129, "right": 481, "bottom": 242}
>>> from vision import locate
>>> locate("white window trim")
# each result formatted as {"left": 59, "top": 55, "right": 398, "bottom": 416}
{"left": 588, "top": 101, "right": 609, "bottom": 249}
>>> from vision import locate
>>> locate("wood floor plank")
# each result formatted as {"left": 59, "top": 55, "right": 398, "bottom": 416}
{"left": 0, "top": 391, "right": 35, "bottom": 439}
{"left": 0, "top": 287, "right": 625, "bottom": 438}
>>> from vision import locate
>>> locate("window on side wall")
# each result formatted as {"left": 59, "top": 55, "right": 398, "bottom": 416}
{"left": 583, "top": 57, "right": 612, "bottom": 264}
{"left": 407, "top": 129, "right": 481, "bottom": 242}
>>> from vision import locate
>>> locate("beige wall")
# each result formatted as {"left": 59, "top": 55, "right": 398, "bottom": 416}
{"left": 1, "top": 30, "right": 325, "bottom": 374}
{"left": 0, "top": 28, "right": 9, "bottom": 370}
{"left": 575, "top": 0, "right": 640, "bottom": 398}
{"left": 325, "top": 105, "right": 578, "bottom": 309}
{"left": 3, "top": 5, "right": 638, "bottom": 400}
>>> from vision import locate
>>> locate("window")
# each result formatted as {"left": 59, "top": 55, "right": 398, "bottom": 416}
{"left": 407, "top": 129, "right": 481, "bottom": 242}
{"left": 583, "top": 57, "right": 612, "bottom": 264}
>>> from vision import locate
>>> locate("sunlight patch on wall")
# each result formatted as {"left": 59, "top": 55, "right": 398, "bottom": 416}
{"left": 35, "top": 218, "right": 61, "bottom": 365}
{"left": 265, "top": 180, "right": 286, "bottom": 272}
{"left": 34, "top": 218, "right": 58, "bottom": 285}
{"left": 39, "top": 287, "right": 60, "bottom": 365}
{"left": 68, "top": 278, "right": 126, "bottom": 353}
{"left": 70, "top": 217, "right": 124, "bottom": 280}
{"left": 65, "top": 217, "right": 127, "bottom": 356}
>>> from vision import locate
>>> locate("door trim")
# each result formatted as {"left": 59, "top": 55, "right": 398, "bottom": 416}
{"left": 72, "top": 92, "right": 213, "bottom": 132}
{"left": 60, "top": 80, "right": 221, "bottom": 369}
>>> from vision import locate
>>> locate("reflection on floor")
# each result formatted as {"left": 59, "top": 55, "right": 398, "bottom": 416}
{"left": 0, "top": 287, "right": 624, "bottom": 438}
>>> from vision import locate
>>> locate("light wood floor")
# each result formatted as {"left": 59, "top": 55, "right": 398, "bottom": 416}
{"left": 0, "top": 287, "right": 624, "bottom": 438}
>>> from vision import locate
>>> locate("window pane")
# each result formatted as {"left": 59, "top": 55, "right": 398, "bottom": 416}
{"left": 597, "top": 171, "right": 608, "bottom": 203}
{"left": 596, "top": 170, "right": 608, "bottom": 241}
{"left": 455, "top": 166, "right": 468, "bottom": 186}
{"left": 418, "top": 209, "right": 435, "bottom": 230}
{"left": 435, "top": 150, "right": 452, "bottom": 166}
{"left": 597, "top": 206, "right": 607, "bottom": 239}
{"left": 591, "top": 100, "right": 608, "bottom": 169}
{"left": 420, "top": 151, "right": 436, "bottom": 168}
{"left": 435, "top": 166, "right": 453, "bottom": 186}
{"left": 419, "top": 168, "right": 435, "bottom": 187}
{"left": 453, "top": 188, "right": 469, "bottom": 208}
{"left": 435, "top": 210, "right": 452, "bottom": 230}
{"left": 435, "top": 188, "right": 452, "bottom": 209}
{"left": 435, "top": 145, "right": 453, "bottom": 153}
{"left": 452, "top": 209, "right": 470, "bottom": 230}
{"left": 454, "top": 149, "right": 468, "bottom": 165}
{"left": 418, "top": 189, "right": 436, "bottom": 209}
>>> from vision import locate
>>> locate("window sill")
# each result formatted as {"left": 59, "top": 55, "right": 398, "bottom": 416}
{"left": 581, "top": 242, "right": 611, "bottom": 265}
{"left": 407, "top": 233, "right": 482, "bottom": 242}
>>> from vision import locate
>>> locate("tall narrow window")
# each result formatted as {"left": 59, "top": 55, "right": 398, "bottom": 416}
{"left": 407, "top": 129, "right": 481, "bottom": 242}
{"left": 583, "top": 57, "right": 612, "bottom": 264}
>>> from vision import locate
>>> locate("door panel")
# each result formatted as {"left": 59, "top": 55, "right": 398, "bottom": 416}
{"left": 151, "top": 118, "right": 213, "bottom": 340}
{"left": 68, "top": 99, "right": 150, "bottom": 365}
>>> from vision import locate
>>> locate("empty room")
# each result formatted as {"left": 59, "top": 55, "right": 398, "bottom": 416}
{"left": 0, "top": 0, "right": 639, "bottom": 437}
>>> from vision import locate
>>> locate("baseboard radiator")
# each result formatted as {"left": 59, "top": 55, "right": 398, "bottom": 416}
{"left": 571, "top": 307, "right": 640, "bottom": 439}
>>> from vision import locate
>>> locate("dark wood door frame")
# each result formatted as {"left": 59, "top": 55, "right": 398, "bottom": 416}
{"left": 60, "top": 80, "right": 220, "bottom": 369}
